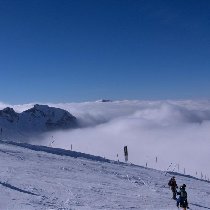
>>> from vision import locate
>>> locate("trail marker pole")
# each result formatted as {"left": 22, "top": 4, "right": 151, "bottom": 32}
{"left": 124, "top": 146, "right": 128, "bottom": 162}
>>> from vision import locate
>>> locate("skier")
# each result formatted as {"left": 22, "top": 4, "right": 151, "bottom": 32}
{"left": 168, "top": 176, "right": 178, "bottom": 199}
{"left": 177, "top": 184, "right": 189, "bottom": 209}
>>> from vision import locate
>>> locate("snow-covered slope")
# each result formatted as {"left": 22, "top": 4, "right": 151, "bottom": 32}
{"left": 0, "top": 104, "right": 77, "bottom": 141}
{"left": 0, "top": 140, "right": 209, "bottom": 210}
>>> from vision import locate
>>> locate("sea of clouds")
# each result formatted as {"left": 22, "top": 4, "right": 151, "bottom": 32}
{"left": 1, "top": 100, "right": 210, "bottom": 179}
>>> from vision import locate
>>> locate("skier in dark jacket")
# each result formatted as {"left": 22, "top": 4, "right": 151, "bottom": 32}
{"left": 177, "top": 184, "right": 189, "bottom": 209}
{"left": 168, "top": 176, "right": 178, "bottom": 199}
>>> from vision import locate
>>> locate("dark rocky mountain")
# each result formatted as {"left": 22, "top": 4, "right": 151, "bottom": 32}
{"left": 0, "top": 104, "right": 78, "bottom": 141}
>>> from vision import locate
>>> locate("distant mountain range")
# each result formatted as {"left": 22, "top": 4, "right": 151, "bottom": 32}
{"left": 0, "top": 104, "right": 77, "bottom": 141}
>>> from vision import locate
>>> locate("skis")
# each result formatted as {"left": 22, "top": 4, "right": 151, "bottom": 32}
{"left": 165, "top": 163, "right": 178, "bottom": 176}
{"left": 177, "top": 207, "right": 187, "bottom": 210}
{"left": 177, "top": 205, "right": 190, "bottom": 210}
{"left": 171, "top": 163, "right": 178, "bottom": 173}
{"left": 165, "top": 162, "right": 173, "bottom": 176}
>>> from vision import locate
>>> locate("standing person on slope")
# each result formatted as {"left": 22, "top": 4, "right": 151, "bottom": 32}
{"left": 168, "top": 176, "right": 178, "bottom": 199}
{"left": 177, "top": 184, "right": 189, "bottom": 209}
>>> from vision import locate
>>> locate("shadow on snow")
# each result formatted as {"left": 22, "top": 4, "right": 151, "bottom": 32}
{"left": 0, "top": 181, "right": 38, "bottom": 196}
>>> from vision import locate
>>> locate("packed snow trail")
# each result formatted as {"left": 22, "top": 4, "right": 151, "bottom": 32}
{"left": 0, "top": 140, "right": 210, "bottom": 210}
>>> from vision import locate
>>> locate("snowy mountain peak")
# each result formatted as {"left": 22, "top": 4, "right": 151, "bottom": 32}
{"left": 34, "top": 104, "right": 49, "bottom": 109}
{"left": 2, "top": 107, "right": 16, "bottom": 113}
{"left": 0, "top": 104, "right": 78, "bottom": 141}
{"left": 22, "top": 104, "right": 77, "bottom": 130}
{"left": 96, "top": 99, "right": 113, "bottom": 102}
{"left": 0, "top": 107, "right": 19, "bottom": 123}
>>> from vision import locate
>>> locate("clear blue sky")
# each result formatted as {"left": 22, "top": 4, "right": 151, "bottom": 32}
{"left": 0, "top": 0, "right": 210, "bottom": 103}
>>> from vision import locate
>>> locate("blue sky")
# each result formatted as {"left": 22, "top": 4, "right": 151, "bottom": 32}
{"left": 0, "top": 0, "right": 210, "bottom": 103}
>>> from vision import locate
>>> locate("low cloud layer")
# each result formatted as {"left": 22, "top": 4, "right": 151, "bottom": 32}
{"left": 1, "top": 100, "right": 210, "bottom": 179}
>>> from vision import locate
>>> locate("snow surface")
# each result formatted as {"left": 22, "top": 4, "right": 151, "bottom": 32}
{"left": 0, "top": 140, "right": 210, "bottom": 210}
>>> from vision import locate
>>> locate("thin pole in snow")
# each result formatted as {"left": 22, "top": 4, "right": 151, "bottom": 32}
{"left": 124, "top": 146, "right": 128, "bottom": 162}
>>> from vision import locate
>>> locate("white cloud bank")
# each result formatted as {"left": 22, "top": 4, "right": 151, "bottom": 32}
{"left": 1, "top": 100, "right": 210, "bottom": 179}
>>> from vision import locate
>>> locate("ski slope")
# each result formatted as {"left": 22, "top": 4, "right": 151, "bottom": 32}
{"left": 0, "top": 140, "right": 209, "bottom": 210}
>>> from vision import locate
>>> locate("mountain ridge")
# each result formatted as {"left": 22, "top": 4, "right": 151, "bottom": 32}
{"left": 0, "top": 104, "right": 77, "bottom": 141}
